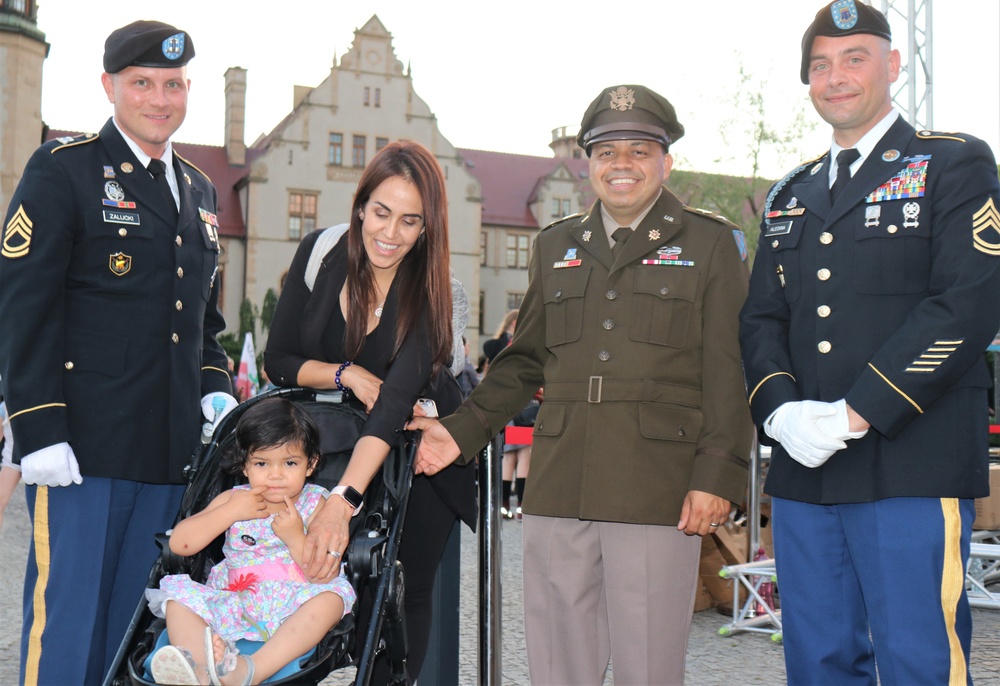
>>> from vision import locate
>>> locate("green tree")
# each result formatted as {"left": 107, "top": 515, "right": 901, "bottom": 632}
{"left": 260, "top": 288, "right": 278, "bottom": 332}
{"left": 672, "top": 62, "right": 816, "bottom": 266}
{"left": 239, "top": 298, "right": 257, "bottom": 344}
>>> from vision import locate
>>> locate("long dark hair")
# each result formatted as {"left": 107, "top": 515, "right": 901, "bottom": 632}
{"left": 222, "top": 398, "right": 323, "bottom": 475}
{"left": 344, "top": 141, "right": 452, "bottom": 369}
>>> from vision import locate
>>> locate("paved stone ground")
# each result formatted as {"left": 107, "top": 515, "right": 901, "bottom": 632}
{"left": 3, "top": 483, "right": 1000, "bottom": 685}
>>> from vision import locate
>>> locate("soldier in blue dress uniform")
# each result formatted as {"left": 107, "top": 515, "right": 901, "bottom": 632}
{"left": 740, "top": 2, "right": 1000, "bottom": 683}
{"left": 0, "top": 20, "right": 237, "bottom": 685}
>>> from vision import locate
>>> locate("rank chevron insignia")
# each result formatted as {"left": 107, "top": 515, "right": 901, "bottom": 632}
{"left": 2, "top": 204, "right": 32, "bottom": 258}
{"left": 972, "top": 197, "right": 1000, "bottom": 256}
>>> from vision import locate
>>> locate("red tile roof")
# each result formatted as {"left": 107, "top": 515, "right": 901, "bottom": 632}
{"left": 457, "top": 149, "right": 594, "bottom": 229}
{"left": 47, "top": 129, "right": 247, "bottom": 238}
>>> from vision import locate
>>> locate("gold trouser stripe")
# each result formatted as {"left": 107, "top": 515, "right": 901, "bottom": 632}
{"left": 939, "top": 498, "right": 967, "bottom": 686}
{"left": 8, "top": 403, "right": 66, "bottom": 421}
{"left": 868, "top": 363, "right": 923, "bottom": 413}
{"left": 748, "top": 371, "right": 795, "bottom": 405}
{"left": 24, "top": 486, "right": 51, "bottom": 686}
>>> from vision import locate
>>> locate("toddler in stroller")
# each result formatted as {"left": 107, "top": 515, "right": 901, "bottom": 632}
{"left": 144, "top": 398, "right": 356, "bottom": 684}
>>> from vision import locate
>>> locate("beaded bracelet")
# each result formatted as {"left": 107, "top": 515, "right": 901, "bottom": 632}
{"left": 335, "top": 361, "right": 353, "bottom": 392}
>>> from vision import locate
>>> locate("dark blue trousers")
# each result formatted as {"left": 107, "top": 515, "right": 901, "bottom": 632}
{"left": 772, "top": 496, "right": 974, "bottom": 686}
{"left": 20, "top": 478, "right": 183, "bottom": 686}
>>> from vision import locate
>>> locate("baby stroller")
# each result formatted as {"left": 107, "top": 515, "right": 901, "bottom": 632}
{"left": 104, "top": 387, "right": 416, "bottom": 686}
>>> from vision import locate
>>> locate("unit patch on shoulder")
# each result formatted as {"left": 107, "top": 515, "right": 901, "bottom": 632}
{"left": 2, "top": 205, "right": 33, "bottom": 258}
{"left": 973, "top": 197, "right": 1000, "bottom": 256}
{"left": 733, "top": 230, "right": 748, "bottom": 261}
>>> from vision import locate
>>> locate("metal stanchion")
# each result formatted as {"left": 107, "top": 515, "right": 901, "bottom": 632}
{"left": 478, "top": 434, "right": 503, "bottom": 686}
{"left": 747, "top": 434, "right": 762, "bottom": 563}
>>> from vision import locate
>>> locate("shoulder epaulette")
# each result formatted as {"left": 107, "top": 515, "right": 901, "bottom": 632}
{"left": 916, "top": 130, "right": 967, "bottom": 143}
{"left": 682, "top": 205, "right": 733, "bottom": 226}
{"left": 175, "top": 152, "right": 212, "bottom": 183}
{"left": 541, "top": 212, "right": 583, "bottom": 232}
{"left": 50, "top": 133, "right": 99, "bottom": 153}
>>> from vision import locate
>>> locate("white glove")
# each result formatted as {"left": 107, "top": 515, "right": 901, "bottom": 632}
{"left": 765, "top": 401, "right": 847, "bottom": 468}
{"left": 814, "top": 398, "right": 869, "bottom": 441}
{"left": 201, "top": 392, "right": 238, "bottom": 428}
{"left": 20, "top": 442, "right": 82, "bottom": 487}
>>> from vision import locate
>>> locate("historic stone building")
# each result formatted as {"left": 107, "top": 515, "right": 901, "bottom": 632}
{"left": 0, "top": 1, "right": 47, "bottom": 214}
{"left": 0, "top": 11, "right": 615, "bottom": 355}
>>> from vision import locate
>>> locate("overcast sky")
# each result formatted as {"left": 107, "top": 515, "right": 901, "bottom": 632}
{"left": 33, "top": 0, "right": 1000, "bottom": 179}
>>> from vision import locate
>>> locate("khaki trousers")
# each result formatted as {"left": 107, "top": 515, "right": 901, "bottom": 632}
{"left": 522, "top": 514, "right": 701, "bottom": 686}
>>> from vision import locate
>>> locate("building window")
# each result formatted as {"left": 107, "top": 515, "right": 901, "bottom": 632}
{"left": 507, "top": 292, "right": 525, "bottom": 311}
{"left": 375, "top": 88, "right": 381, "bottom": 107}
{"left": 353, "top": 135, "right": 367, "bottom": 167}
{"left": 328, "top": 133, "right": 343, "bottom": 166}
{"left": 551, "top": 197, "right": 572, "bottom": 218}
{"left": 506, "top": 233, "right": 530, "bottom": 269}
{"left": 288, "top": 192, "right": 317, "bottom": 240}
{"left": 480, "top": 231, "right": 488, "bottom": 266}
{"left": 376, "top": 137, "right": 390, "bottom": 153}
{"left": 364, "top": 87, "right": 370, "bottom": 106}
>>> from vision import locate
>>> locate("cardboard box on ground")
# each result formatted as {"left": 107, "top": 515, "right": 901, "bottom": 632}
{"left": 696, "top": 522, "right": 749, "bottom": 613}
{"left": 974, "top": 463, "right": 1000, "bottom": 530}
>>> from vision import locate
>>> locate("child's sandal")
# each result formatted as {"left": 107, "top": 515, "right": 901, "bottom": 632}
{"left": 150, "top": 644, "right": 200, "bottom": 685}
{"left": 205, "top": 627, "right": 254, "bottom": 685}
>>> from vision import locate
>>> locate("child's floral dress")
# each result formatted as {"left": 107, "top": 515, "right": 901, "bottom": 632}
{"left": 146, "top": 484, "right": 356, "bottom": 641}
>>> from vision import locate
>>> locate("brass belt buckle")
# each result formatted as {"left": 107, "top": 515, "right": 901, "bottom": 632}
{"left": 588, "top": 376, "right": 603, "bottom": 403}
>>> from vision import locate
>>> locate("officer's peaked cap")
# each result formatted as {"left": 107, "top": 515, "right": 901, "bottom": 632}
{"left": 577, "top": 85, "right": 683, "bottom": 155}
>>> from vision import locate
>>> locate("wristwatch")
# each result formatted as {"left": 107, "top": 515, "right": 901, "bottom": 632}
{"left": 331, "top": 484, "right": 364, "bottom": 517}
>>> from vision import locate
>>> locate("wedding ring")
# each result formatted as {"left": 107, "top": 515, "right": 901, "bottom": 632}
{"left": 327, "top": 550, "right": 342, "bottom": 558}
{"left": 709, "top": 523, "right": 720, "bottom": 527}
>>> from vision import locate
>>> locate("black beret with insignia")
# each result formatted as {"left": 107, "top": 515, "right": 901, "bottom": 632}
{"left": 801, "top": 1, "right": 891, "bottom": 84}
{"left": 577, "top": 85, "right": 684, "bottom": 155}
{"left": 104, "top": 20, "right": 195, "bottom": 74}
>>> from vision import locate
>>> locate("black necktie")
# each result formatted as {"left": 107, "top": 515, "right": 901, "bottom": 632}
{"left": 830, "top": 148, "right": 860, "bottom": 204}
{"left": 611, "top": 226, "right": 632, "bottom": 259}
{"left": 147, "top": 158, "right": 178, "bottom": 219}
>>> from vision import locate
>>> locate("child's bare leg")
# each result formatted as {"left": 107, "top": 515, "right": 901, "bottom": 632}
{"left": 165, "top": 600, "right": 212, "bottom": 684}
{"left": 217, "top": 593, "right": 344, "bottom": 685}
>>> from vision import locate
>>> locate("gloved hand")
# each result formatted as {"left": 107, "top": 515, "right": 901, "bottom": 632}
{"left": 20, "top": 442, "right": 82, "bottom": 487}
{"left": 201, "top": 392, "right": 238, "bottom": 428}
{"left": 765, "top": 401, "right": 847, "bottom": 468}
{"left": 814, "top": 398, "right": 869, "bottom": 441}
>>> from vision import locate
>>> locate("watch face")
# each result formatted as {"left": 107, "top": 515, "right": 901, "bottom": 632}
{"left": 343, "top": 486, "right": 363, "bottom": 508}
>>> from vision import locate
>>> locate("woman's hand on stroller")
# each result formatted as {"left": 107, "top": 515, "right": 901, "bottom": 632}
{"left": 301, "top": 496, "right": 353, "bottom": 583}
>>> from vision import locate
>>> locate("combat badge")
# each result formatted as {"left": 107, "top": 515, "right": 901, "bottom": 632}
{"left": 105, "top": 181, "right": 125, "bottom": 202}
{"left": 973, "top": 197, "right": 1000, "bottom": 256}
{"left": 2, "top": 204, "right": 32, "bottom": 258}
{"left": 902, "top": 202, "right": 920, "bottom": 229}
{"left": 109, "top": 251, "right": 132, "bottom": 276}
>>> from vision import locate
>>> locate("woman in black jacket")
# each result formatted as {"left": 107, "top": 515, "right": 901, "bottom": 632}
{"left": 264, "top": 141, "right": 475, "bottom": 684}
